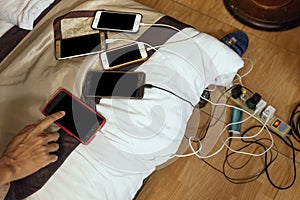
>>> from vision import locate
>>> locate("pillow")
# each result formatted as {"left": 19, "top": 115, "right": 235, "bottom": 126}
{"left": 147, "top": 27, "right": 244, "bottom": 88}
{"left": 193, "top": 32, "right": 244, "bottom": 86}
{"left": 0, "top": 0, "right": 55, "bottom": 30}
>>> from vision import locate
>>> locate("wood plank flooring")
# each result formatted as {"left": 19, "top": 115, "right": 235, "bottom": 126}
{"left": 135, "top": 0, "right": 300, "bottom": 199}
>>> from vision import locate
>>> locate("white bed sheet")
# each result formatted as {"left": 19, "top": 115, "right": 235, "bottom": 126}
{"left": 0, "top": 0, "right": 60, "bottom": 37}
{"left": 25, "top": 28, "right": 244, "bottom": 200}
{"left": 0, "top": 0, "right": 55, "bottom": 30}
{"left": 0, "top": 20, "right": 14, "bottom": 37}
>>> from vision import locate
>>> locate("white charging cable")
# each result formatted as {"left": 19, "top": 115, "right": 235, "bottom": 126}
{"left": 145, "top": 33, "right": 202, "bottom": 50}
{"left": 173, "top": 136, "right": 203, "bottom": 158}
{"left": 174, "top": 96, "right": 274, "bottom": 159}
{"left": 233, "top": 57, "right": 254, "bottom": 86}
{"left": 140, "top": 22, "right": 193, "bottom": 37}
{"left": 105, "top": 38, "right": 207, "bottom": 85}
{"left": 140, "top": 22, "right": 210, "bottom": 81}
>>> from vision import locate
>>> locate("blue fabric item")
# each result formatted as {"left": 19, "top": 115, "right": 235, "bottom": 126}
{"left": 221, "top": 30, "right": 249, "bottom": 57}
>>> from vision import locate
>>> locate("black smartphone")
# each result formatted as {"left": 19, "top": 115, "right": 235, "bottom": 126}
{"left": 91, "top": 10, "right": 142, "bottom": 33}
{"left": 83, "top": 71, "right": 146, "bottom": 99}
{"left": 42, "top": 88, "right": 106, "bottom": 144}
{"left": 55, "top": 32, "right": 106, "bottom": 60}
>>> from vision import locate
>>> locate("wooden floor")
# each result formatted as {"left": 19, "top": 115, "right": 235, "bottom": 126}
{"left": 135, "top": 0, "right": 300, "bottom": 200}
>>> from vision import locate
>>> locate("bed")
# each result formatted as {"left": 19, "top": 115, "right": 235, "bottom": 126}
{"left": 0, "top": 0, "right": 244, "bottom": 199}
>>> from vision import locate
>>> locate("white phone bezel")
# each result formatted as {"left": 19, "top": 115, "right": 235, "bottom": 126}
{"left": 100, "top": 50, "right": 110, "bottom": 69}
{"left": 92, "top": 10, "right": 142, "bottom": 33}
{"left": 137, "top": 42, "right": 147, "bottom": 59}
{"left": 100, "top": 42, "right": 148, "bottom": 70}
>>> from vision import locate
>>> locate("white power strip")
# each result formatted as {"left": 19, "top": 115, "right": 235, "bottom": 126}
{"left": 225, "top": 87, "right": 291, "bottom": 137}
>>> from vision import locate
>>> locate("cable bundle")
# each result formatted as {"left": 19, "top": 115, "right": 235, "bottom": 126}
{"left": 200, "top": 102, "right": 300, "bottom": 189}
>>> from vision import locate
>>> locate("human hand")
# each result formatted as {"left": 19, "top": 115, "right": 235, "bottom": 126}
{"left": 0, "top": 111, "right": 65, "bottom": 184}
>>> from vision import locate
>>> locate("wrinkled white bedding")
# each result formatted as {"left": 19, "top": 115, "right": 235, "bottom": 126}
{"left": 0, "top": 20, "right": 14, "bottom": 37}
{"left": 0, "top": 0, "right": 55, "bottom": 31}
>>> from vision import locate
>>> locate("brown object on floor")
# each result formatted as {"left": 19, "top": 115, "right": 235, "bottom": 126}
{"left": 223, "top": 0, "right": 300, "bottom": 31}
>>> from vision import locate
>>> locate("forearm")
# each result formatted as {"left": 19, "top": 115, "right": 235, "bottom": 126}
{"left": 0, "top": 156, "right": 15, "bottom": 185}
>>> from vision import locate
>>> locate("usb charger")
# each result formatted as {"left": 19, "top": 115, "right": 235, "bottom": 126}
{"left": 255, "top": 99, "right": 267, "bottom": 115}
{"left": 261, "top": 105, "right": 276, "bottom": 122}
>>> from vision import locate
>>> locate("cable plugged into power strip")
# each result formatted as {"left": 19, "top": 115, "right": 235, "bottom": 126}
{"left": 225, "top": 85, "right": 291, "bottom": 137}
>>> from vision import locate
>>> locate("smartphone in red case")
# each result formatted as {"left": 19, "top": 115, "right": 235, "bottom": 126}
{"left": 42, "top": 88, "right": 106, "bottom": 144}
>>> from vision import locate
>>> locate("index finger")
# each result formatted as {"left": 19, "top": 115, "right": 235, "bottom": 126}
{"left": 35, "top": 111, "right": 65, "bottom": 132}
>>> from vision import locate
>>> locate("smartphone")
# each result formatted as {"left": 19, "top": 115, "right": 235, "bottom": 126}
{"left": 100, "top": 42, "right": 148, "bottom": 70}
{"left": 55, "top": 32, "right": 106, "bottom": 60}
{"left": 83, "top": 71, "right": 146, "bottom": 99}
{"left": 91, "top": 10, "right": 142, "bottom": 33}
{"left": 42, "top": 88, "right": 106, "bottom": 144}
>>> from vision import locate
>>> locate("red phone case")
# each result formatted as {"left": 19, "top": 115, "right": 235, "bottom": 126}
{"left": 42, "top": 88, "right": 106, "bottom": 145}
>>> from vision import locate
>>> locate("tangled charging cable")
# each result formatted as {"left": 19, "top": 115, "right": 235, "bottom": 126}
{"left": 174, "top": 97, "right": 274, "bottom": 159}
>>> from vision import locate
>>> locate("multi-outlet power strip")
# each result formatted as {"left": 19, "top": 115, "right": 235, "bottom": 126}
{"left": 225, "top": 85, "right": 291, "bottom": 137}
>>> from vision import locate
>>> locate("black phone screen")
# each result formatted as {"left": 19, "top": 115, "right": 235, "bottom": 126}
{"left": 84, "top": 72, "right": 145, "bottom": 98}
{"left": 106, "top": 43, "right": 142, "bottom": 67}
{"left": 60, "top": 33, "right": 101, "bottom": 58}
{"left": 44, "top": 90, "right": 104, "bottom": 142}
{"left": 97, "top": 12, "right": 137, "bottom": 31}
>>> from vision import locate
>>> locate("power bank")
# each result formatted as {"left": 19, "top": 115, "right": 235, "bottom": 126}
{"left": 229, "top": 108, "right": 243, "bottom": 134}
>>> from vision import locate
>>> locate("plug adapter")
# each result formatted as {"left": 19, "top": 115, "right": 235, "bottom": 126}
{"left": 231, "top": 85, "right": 242, "bottom": 99}
{"left": 262, "top": 105, "right": 276, "bottom": 122}
{"left": 255, "top": 99, "right": 267, "bottom": 115}
{"left": 246, "top": 93, "right": 261, "bottom": 109}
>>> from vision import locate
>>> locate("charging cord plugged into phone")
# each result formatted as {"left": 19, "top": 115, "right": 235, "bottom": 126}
{"left": 100, "top": 41, "right": 148, "bottom": 70}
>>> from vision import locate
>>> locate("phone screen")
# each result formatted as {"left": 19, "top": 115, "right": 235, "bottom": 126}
{"left": 97, "top": 12, "right": 137, "bottom": 31}
{"left": 84, "top": 71, "right": 145, "bottom": 98}
{"left": 59, "top": 33, "right": 102, "bottom": 58}
{"left": 43, "top": 89, "right": 105, "bottom": 143}
{"left": 106, "top": 43, "right": 142, "bottom": 67}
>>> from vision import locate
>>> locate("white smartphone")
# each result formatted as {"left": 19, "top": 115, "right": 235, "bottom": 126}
{"left": 100, "top": 42, "right": 148, "bottom": 70}
{"left": 91, "top": 10, "right": 142, "bottom": 33}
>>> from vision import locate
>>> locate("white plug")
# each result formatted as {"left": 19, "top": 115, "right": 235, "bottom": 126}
{"left": 261, "top": 105, "right": 276, "bottom": 122}
{"left": 255, "top": 99, "right": 267, "bottom": 115}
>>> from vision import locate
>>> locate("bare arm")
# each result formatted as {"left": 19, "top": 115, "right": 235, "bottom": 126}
{"left": 0, "top": 111, "right": 65, "bottom": 185}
